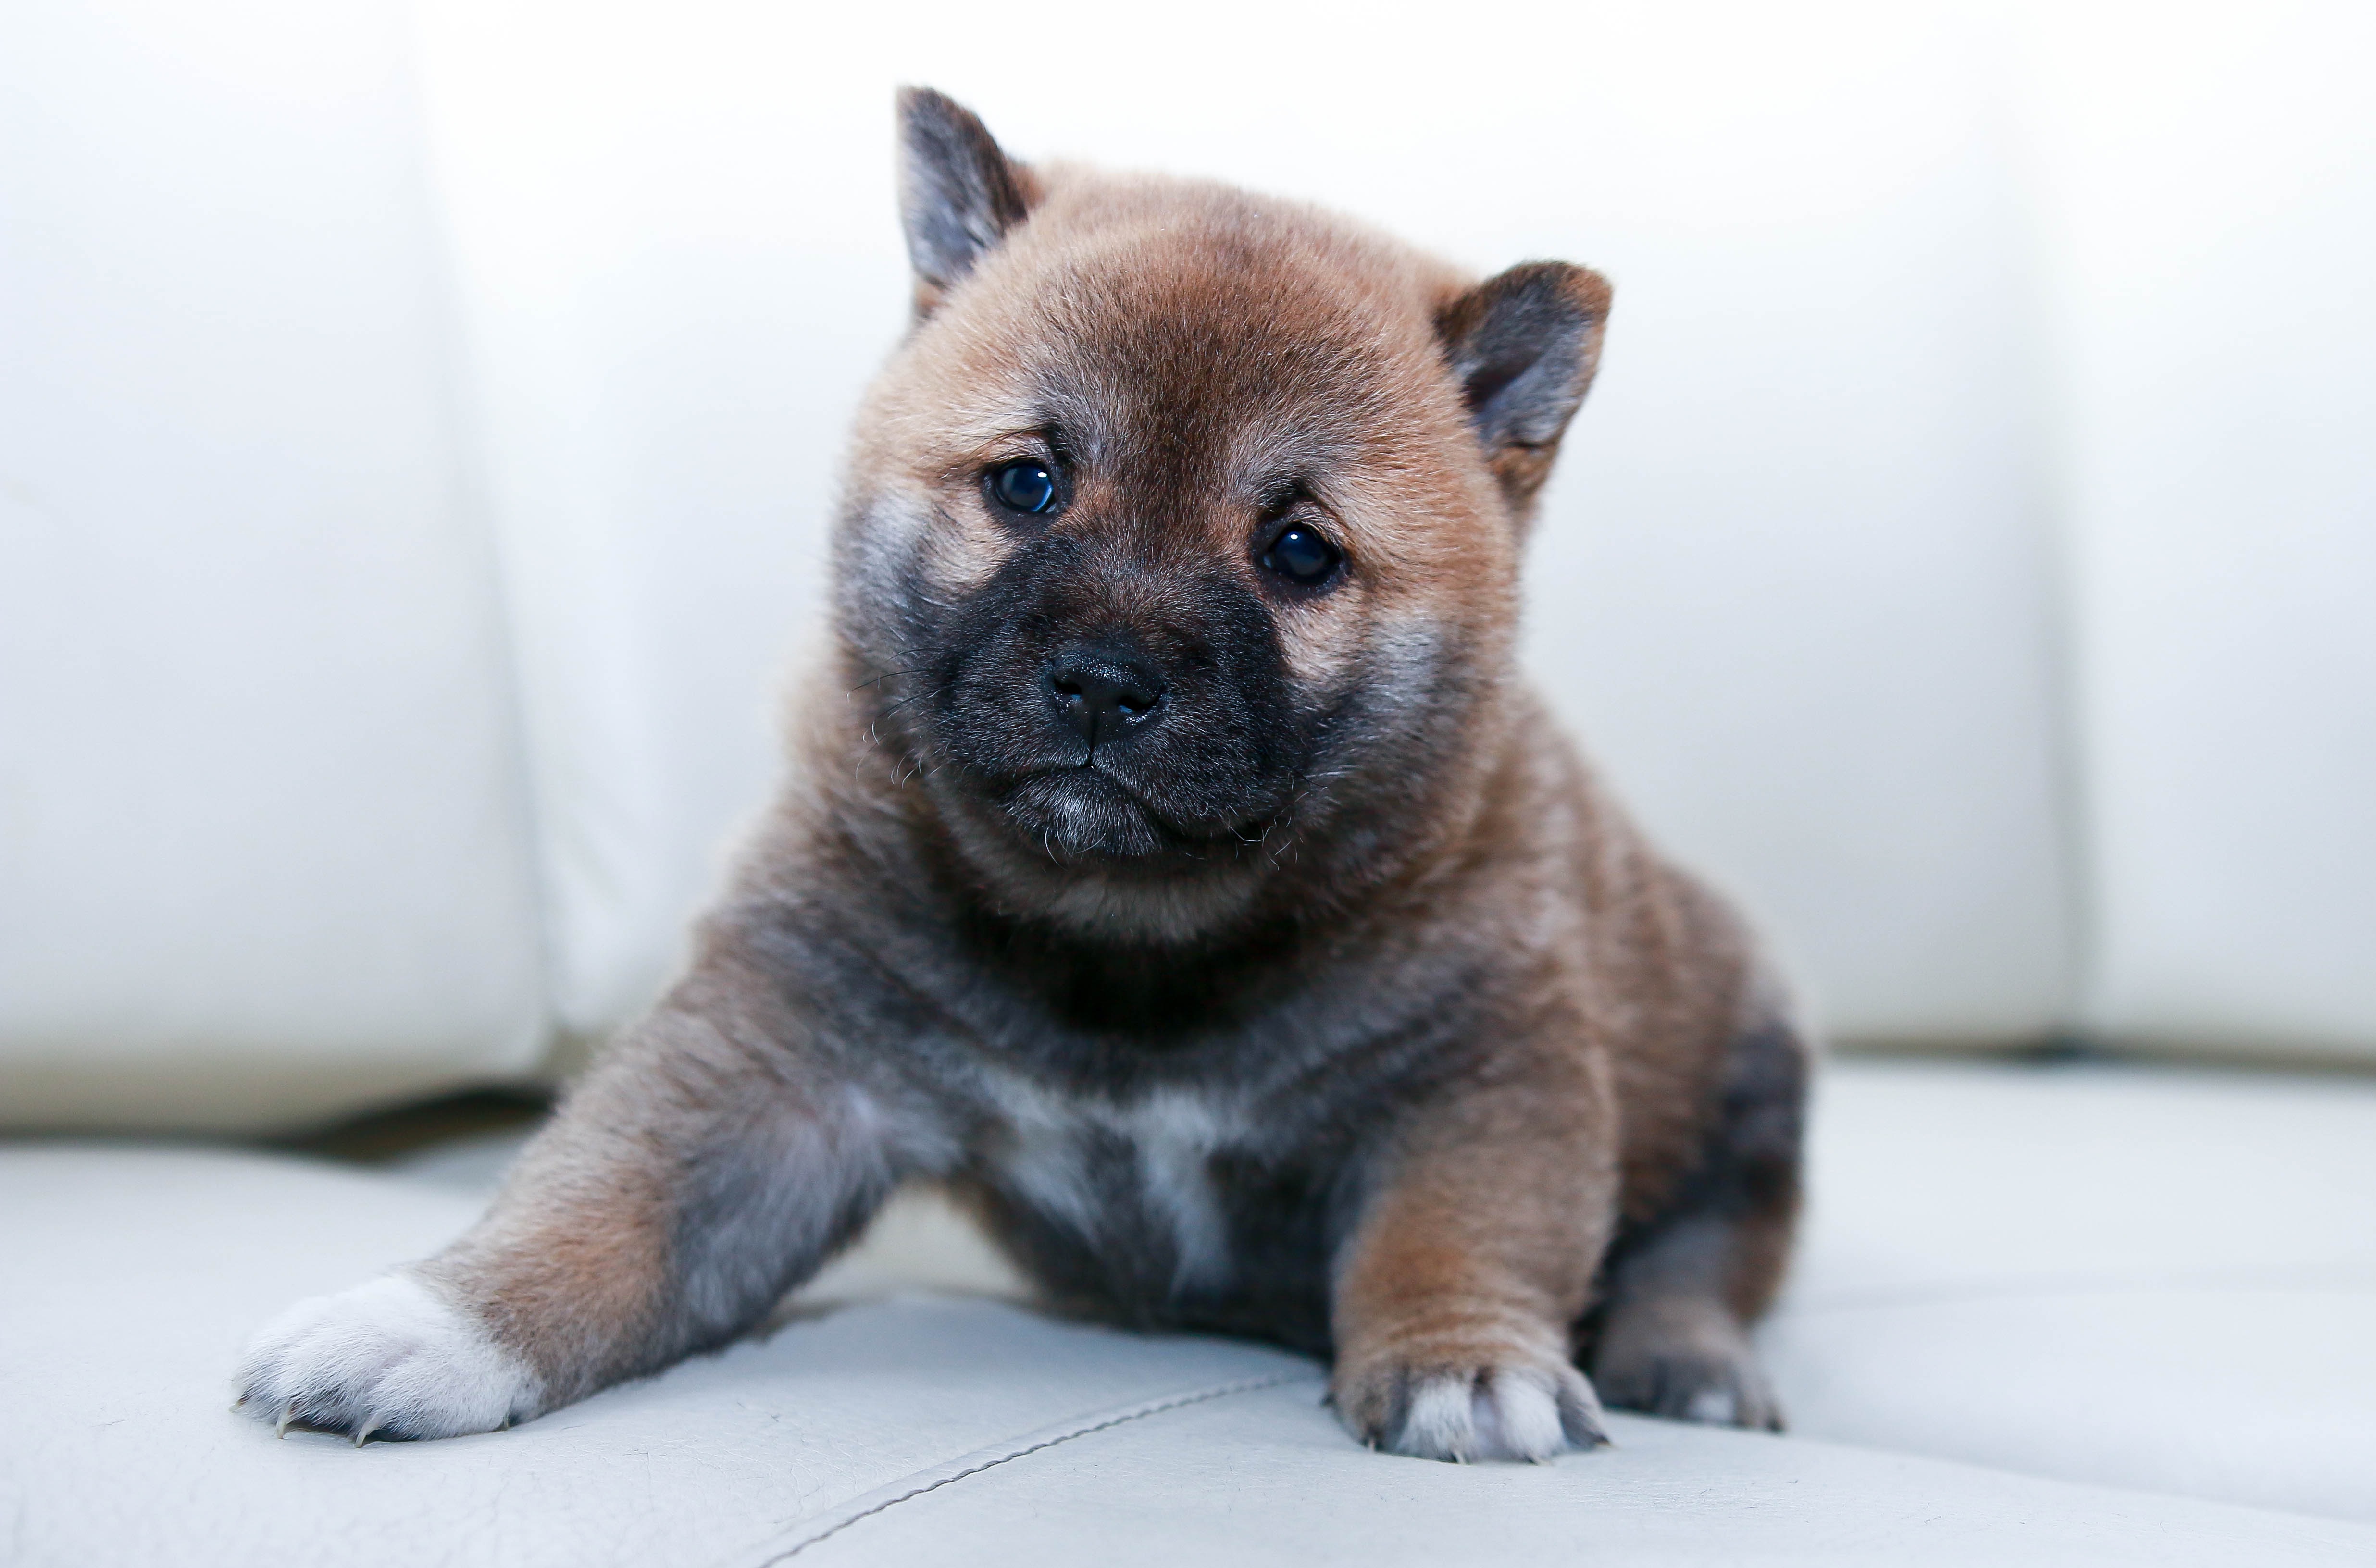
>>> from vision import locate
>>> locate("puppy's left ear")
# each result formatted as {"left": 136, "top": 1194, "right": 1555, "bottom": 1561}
{"left": 1436, "top": 262, "right": 1612, "bottom": 515}
{"left": 897, "top": 87, "right": 1037, "bottom": 317}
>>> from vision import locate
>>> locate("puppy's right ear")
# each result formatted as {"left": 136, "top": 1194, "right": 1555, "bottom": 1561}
{"left": 1436, "top": 262, "right": 1612, "bottom": 519}
{"left": 897, "top": 88, "right": 1035, "bottom": 317}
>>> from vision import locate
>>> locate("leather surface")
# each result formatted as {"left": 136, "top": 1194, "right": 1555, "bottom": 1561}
{"left": 2020, "top": 8, "right": 2376, "bottom": 1061}
{"left": 786, "top": 1381, "right": 2375, "bottom": 1568}
{"left": 1768, "top": 1062, "right": 2376, "bottom": 1520}
{"left": 0, "top": 0, "right": 547, "bottom": 1129}
{"left": 0, "top": 1147, "right": 1311, "bottom": 1566}
{"left": 7, "top": 1062, "right": 2376, "bottom": 1562}
{"left": 7, "top": 1137, "right": 2374, "bottom": 1567}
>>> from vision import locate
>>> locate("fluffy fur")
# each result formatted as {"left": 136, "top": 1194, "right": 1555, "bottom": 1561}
{"left": 236, "top": 89, "right": 1808, "bottom": 1462}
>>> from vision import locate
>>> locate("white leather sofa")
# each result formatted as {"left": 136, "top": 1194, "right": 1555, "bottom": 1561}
{"left": 5, "top": 1, "right": 2373, "bottom": 1562}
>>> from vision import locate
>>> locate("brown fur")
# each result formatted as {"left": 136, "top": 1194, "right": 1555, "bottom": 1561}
{"left": 241, "top": 89, "right": 1807, "bottom": 1461}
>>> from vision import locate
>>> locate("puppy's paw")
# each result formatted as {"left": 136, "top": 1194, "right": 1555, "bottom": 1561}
{"left": 234, "top": 1273, "right": 541, "bottom": 1442}
{"left": 1592, "top": 1298, "right": 1783, "bottom": 1432}
{"left": 1333, "top": 1352, "right": 1609, "bottom": 1463}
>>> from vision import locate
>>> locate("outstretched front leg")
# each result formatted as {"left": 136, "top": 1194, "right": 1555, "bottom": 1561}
{"left": 1329, "top": 1026, "right": 1620, "bottom": 1463}
{"left": 236, "top": 945, "right": 922, "bottom": 1441}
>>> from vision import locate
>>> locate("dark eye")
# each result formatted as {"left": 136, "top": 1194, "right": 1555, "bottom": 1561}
{"left": 987, "top": 459, "right": 1062, "bottom": 517}
{"left": 1260, "top": 524, "right": 1342, "bottom": 587}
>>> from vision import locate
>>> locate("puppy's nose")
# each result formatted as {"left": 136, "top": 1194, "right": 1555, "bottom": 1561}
{"left": 1045, "top": 644, "right": 1166, "bottom": 744}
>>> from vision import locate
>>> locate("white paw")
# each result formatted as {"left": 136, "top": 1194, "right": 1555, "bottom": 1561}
{"left": 1388, "top": 1362, "right": 1608, "bottom": 1462}
{"left": 234, "top": 1274, "right": 541, "bottom": 1442}
{"left": 1336, "top": 1354, "right": 1609, "bottom": 1463}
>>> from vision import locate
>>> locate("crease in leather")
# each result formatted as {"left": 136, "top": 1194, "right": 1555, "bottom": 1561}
{"left": 741, "top": 1370, "right": 1324, "bottom": 1564}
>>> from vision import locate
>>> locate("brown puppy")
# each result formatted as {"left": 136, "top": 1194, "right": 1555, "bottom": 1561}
{"left": 237, "top": 90, "right": 1807, "bottom": 1462}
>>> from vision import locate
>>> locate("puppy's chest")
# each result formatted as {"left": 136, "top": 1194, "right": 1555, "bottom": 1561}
{"left": 967, "top": 1074, "right": 1345, "bottom": 1333}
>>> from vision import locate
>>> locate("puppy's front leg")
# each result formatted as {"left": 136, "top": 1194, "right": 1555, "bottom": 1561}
{"left": 236, "top": 955, "right": 914, "bottom": 1441}
{"left": 1331, "top": 1043, "right": 1618, "bottom": 1463}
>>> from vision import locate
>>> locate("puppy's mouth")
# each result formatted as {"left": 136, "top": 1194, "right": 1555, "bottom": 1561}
{"left": 996, "top": 767, "right": 1244, "bottom": 863}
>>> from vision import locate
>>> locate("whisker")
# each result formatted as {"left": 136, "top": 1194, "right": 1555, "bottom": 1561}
{"left": 846, "top": 664, "right": 936, "bottom": 694}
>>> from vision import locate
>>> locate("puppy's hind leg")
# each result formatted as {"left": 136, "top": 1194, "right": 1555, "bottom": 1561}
{"left": 1588, "top": 1014, "right": 1807, "bottom": 1432}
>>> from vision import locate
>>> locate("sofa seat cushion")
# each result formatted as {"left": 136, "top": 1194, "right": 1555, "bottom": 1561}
{"left": 6, "top": 1141, "right": 2376, "bottom": 1567}
{"left": 382, "top": 1061, "right": 2376, "bottom": 1528}
{"left": 1766, "top": 1060, "right": 2376, "bottom": 1522}
{"left": 780, "top": 1379, "right": 2369, "bottom": 1568}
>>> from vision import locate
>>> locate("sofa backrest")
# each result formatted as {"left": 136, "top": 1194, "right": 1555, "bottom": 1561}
{"left": 0, "top": 0, "right": 547, "bottom": 1129}
{"left": 2027, "top": 9, "right": 2376, "bottom": 1061}
{"left": 5, "top": 0, "right": 2371, "bottom": 1131}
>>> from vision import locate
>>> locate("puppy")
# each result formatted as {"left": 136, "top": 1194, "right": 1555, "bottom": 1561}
{"left": 237, "top": 89, "right": 1807, "bottom": 1462}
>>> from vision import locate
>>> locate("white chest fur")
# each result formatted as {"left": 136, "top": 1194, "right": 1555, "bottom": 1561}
{"left": 982, "top": 1076, "right": 1250, "bottom": 1294}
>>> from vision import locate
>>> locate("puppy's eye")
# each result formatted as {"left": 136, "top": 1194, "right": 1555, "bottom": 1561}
{"left": 1260, "top": 524, "right": 1342, "bottom": 587}
{"left": 987, "top": 459, "right": 1062, "bottom": 517}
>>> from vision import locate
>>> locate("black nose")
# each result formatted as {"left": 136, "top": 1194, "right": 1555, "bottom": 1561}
{"left": 1045, "top": 643, "right": 1166, "bottom": 745}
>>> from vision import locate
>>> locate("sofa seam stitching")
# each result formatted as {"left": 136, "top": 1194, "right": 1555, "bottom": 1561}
{"left": 747, "top": 1370, "right": 1319, "bottom": 1563}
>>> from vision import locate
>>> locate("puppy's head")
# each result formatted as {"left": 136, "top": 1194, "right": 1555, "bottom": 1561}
{"left": 835, "top": 90, "right": 1609, "bottom": 943}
